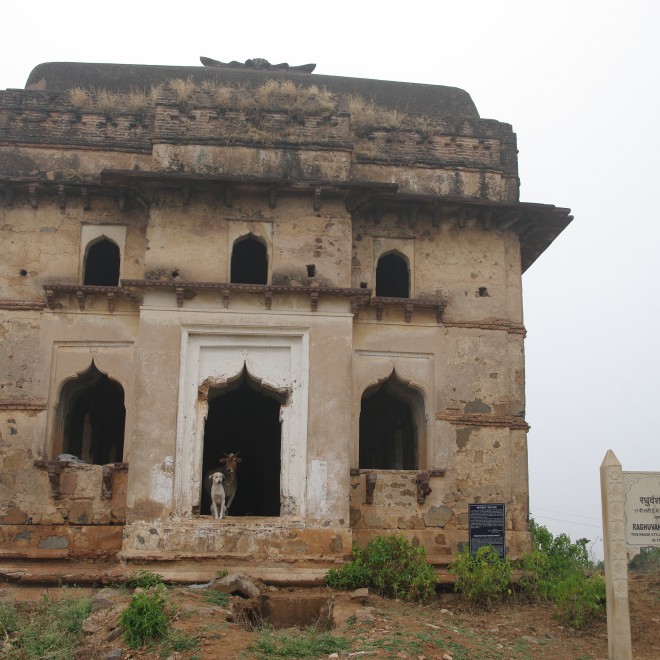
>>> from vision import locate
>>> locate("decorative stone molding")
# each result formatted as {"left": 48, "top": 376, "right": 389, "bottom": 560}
{"left": 436, "top": 411, "right": 529, "bottom": 430}
{"left": 43, "top": 285, "right": 133, "bottom": 312}
{"left": 0, "top": 299, "right": 46, "bottom": 311}
{"left": 121, "top": 279, "right": 371, "bottom": 312}
{"left": 0, "top": 400, "right": 47, "bottom": 411}
{"left": 370, "top": 296, "right": 446, "bottom": 323}
{"left": 442, "top": 319, "right": 526, "bottom": 336}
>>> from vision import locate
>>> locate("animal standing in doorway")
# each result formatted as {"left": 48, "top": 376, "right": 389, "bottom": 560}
{"left": 218, "top": 452, "right": 241, "bottom": 515}
{"left": 208, "top": 471, "right": 225, "bottom": 520}
{"left": 204, "top": 451, "right": 241, "bottom": 516}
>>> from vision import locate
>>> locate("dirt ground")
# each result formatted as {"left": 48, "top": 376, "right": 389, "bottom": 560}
{"left": 2, "top": 571, "right": 658, "bottom": 659}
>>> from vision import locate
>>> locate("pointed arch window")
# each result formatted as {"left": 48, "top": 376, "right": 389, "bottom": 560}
{"left": 376, "top": 252, "right": 409, "bottom": 298}
{"left": 57, "top": 363, "right": 125, "bottom": 464}
{"left": 84, "top": 238, "right": 120, "bottom": 286}
{"left": 359, "top": 372, "right": 424, "bottom": 470}
{"left": 201, "top": 367, "right": 285, "bottom": 517}
{"left": 231, "top": 235, "right": 268, "bottom": 285}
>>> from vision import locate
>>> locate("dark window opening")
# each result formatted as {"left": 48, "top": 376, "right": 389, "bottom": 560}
{"left": 376, "top": 252, "right": 409, "bottom": 298}
{"left": 60, "top": 363, "right": 125, "bottom": 464}
{"left": 201, "top": 368, "right": 283, "bottom": 516}
{"left": 359, "top": 374, "right": 421, "bottom": 470}
{"left": 231, "top": 235, "right": 268, "bottom": 285}
{"left": 84, "top": 238, "right": 120, "bottom": 286}
{"left": 306, "top": 264, "right": 316, "bottom": 277}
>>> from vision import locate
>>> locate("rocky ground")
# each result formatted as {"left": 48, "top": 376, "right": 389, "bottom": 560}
{"left": 1, "top": 571, "right": 658, "bottom": 659}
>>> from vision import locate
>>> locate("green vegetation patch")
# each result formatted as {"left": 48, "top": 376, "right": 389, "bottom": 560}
{"left": 120, "top": 585, "right": 170, "bottom": 648}
{"left": 327, "top": 534, "right": 437, "bottom": 601}
{"left": 0, "top": 591, "right": 91, "bottom": 659}
{"left": 449, "top": 545, "right": 512, "bottom": 609}
{"left": 520, "top": 519, "right": 605, "bottom": 628}
{"left": 252, "top": 628, "right": 350, "bottom": 659}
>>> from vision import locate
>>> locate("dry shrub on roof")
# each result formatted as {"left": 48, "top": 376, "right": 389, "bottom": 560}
{"left": 201, "top": 79, "right": 233, "bottom": 107}
{"left": 68, "top": 87, "right": 91, "bottom": 110}
{"left": 67, "top": 87, "right": 156, "bottom": 117}
{"left": 169, "top": 77, "right": 197, "bottom": 106}
{"left": 200, "top": 79, "right": 337, "bottom": 117}
{"left": 348, "top": 94, "right": 405, "bottom": 135}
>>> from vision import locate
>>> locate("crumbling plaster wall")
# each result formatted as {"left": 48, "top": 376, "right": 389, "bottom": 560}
{"left": 1, "top": 196, "right": 148, "bottom": 298}
{"left": 0, "top": 310, "right": 136, "bottom": 529}
{"left": 352, "top": 211, "right": 523, "bottom": 323}
{"left": 124, "top": 303, "right": 354, "bottom": 530}
{"left": 143, "top": 196, "right": 352, "bottom": 287}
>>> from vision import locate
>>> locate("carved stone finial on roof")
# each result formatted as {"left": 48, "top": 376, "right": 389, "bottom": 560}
{"left": 200, "top": 56, "right": 316, "bottom": 73}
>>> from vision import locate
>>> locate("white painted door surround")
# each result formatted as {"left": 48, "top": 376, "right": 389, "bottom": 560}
{"left": 174, "top": 326, "right": 309, "bottom": 518}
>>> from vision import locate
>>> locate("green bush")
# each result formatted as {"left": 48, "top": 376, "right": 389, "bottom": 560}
{"left": 552, "top": 571, "right": 606, "bottom": 628}
{"left": 120, "top": 586, "right": 169, "bottom": 648}
{"left": 128, "top": 569, "right": 165, "bottom": 589}
{"left": 629, "top": 546, "right": 660, "bottom": 573}
{"left": 448, "top": 545, "right": 512, "bottom": 608}
{"left": 326, "top": 534, "right": 436, "bottom": 601}
{"left": 520, "top": 519, "right": 605, "bottom": 628}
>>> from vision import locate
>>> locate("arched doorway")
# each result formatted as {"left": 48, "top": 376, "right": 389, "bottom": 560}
{"left": 376, "top": 252, "right": 409, "bottom": 298}
{"left": 231, "top": 235, "right": 268, "bottom": 285}
{"left": 359, "top": 372, "right": 423, "bottom": 469}
{"left": 201, "top": 368, "right": 283, "bottom": 516}
{"left": 84, "top": 237, "right": 120, "bottom": 286}
{"left": 58, "top": 363, "right": 125, "bottom": 464}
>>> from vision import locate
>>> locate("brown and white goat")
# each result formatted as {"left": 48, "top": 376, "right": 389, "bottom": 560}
{"left": 218, "top": 452, "right": 241, "bottom": 515}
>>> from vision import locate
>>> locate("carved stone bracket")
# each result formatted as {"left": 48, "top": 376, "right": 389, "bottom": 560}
{"left": 101, "top": 463, "right": 129, "bottom": 499}
{"left": 47, "top": 463, "right": 63, "bottom": 499}
{"left": 101, "top": 465, "right": 114, "bottom": 499}
{"left": 371, "top": 296, "right": 447, "bottom": 324}
{"left": 365, "top": 472, "right": 377, "bottom": 504}
{"left": 416, "top": 472, "right": 432, "bottom": 504}
{"left": 33, "top": 460, "right": 64, "bottom": 499}
{"left": 43, "top": 285, "right": 127, "bottom": 312}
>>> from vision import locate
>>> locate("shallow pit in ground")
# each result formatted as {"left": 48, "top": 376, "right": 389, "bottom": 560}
{"left": 234, "top": 592, "right": 334, "bottom": 630}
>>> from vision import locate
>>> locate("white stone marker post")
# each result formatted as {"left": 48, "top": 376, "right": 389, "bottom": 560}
{"left": 600, "top": 450, "right": 632, "bottom": 660}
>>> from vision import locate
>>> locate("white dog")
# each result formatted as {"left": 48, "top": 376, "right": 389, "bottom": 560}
{"left": 209, "top": 472, "right": 226, "bottom": 520}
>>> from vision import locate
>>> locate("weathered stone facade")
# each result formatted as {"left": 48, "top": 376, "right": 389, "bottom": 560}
{"left": 0, "top": 61, "right": 571, "bottom": 576}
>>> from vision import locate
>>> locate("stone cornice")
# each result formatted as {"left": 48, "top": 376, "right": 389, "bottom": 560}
{"left": 442, "top": 319, "right": 526, "bottom": 336}
{"left": 0, "top": 400, "right": 47, "bottom": 410}
{"left": 0, "top": 299, "right": 46, "bottom": 311}
{"left": 436, "top": 411, "right": 529, "bottom": 430}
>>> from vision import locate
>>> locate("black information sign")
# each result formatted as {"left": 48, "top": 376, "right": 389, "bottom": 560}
{"left": 469, "top": 503, "right": 506, "bottom": 558}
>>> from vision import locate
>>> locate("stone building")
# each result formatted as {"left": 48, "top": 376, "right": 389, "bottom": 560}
{"left": 0, "top": 59, "right": 571, "bottom": 578}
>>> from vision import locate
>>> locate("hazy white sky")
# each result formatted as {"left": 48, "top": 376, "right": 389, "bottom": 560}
{"left": 2, "top": 0, "right": 658, "bottom": 557}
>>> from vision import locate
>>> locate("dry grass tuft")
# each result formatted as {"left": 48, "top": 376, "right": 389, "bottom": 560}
{"left": 67, "top": 86, "right": 157, "bottom": 117}
{"left": 169, "top": 77, "right": 197, "bottom": 106}
{"left": 348, "top": 94, "right": 404, "bottom": 134}
{"left": 68, "top": 87, "right": 91, "bottom": 110}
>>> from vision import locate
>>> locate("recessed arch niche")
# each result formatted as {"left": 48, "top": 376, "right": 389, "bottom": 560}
{"left": 55, "top": 361, "right": 125, "bottom": 464}
{"left": 200, "top": 366, "right": 286, "bottom": 516}
{"left": 359, "top": 370, "right": 424, "bottom": 470}
{"left": 174, "top": 328, "right": 309, "bottom": 518}
{"left": 353, "top": 351, "right": 433, "bottom": 470}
